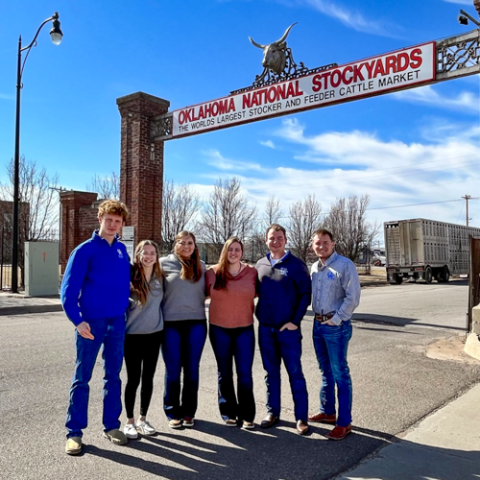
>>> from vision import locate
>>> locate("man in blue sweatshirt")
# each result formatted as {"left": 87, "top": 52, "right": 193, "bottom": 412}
{"left": 61, "top": 200, "right": 131, "bottom": 455}
{"left": 256, "top": 224, "right": 312, "bottom": 435}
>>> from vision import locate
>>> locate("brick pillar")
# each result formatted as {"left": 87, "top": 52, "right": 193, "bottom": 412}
{"left": 60, "top": 190, "right": 98, "bottom": 272}
{"left": 116, "top": 92, "right": 170, "bottom": 246}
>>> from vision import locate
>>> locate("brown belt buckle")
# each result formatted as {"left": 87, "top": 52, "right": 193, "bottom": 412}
{"left": 315, "top": 313, "right": 332, "bottom": 324}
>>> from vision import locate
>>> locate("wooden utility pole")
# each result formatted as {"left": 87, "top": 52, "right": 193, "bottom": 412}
{"left": 462, "top": 195, "right": 472, "bottom": 226}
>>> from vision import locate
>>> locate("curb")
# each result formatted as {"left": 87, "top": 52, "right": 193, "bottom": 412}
{"left": 0, "top": 304, "right": 64, "bottom": 316}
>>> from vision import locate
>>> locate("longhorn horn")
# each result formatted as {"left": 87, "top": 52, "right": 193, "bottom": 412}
{"left": 249, "top": 36, "right": 265, "bottom": 49}
{"left": 272, "top": 22, "right": 298, "bottom": 46}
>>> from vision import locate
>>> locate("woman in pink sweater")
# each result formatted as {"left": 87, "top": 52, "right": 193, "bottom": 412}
{"left": 206, "top": 237, "right": 258, "bottom": 429}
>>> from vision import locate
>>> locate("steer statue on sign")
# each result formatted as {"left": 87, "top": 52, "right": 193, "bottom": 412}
{"left": 249, "top": 23, "right": 298, "bottom": 75}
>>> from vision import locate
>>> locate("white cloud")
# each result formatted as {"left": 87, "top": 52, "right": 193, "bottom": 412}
{"left": 301, "top": 0, "right": 403, "bottom": 38}
{"left": 442, "top": 0, "right": 473, "bottom": 5}
{"left": 393, "top": 85, "right": 479, "bottom": 113}
{"left": 203, "top": 149, "right": 265, "bottom": 172}
{"left": 260, "top": 140, "right": 276, "bottom": 149}
{"left": 196, "top": 119, "right": 480, "bottom": 232}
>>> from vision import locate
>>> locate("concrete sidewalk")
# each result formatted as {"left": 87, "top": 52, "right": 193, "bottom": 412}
{"left": 0, "top": 291, "right": 63, "bottom": 315}
{"left": 336, "top": 383, "right": 480, "bottom": 480}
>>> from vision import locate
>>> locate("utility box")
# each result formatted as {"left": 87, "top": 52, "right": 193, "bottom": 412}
{"left": 25, "top": 242, "right": 59, "bottom": 296}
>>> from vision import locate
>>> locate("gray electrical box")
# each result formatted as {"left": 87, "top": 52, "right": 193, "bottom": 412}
{"left": 25, "top": 242, "right": 59, "bottom": 296}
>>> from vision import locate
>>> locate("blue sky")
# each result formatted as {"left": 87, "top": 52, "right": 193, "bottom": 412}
{"left": 1, "top": 0, "right": 479, "bottom": 237}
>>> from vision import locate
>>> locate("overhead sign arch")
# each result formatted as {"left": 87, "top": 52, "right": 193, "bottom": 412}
{"left": 151, "top": 30, "right": 480, "bottom": 142}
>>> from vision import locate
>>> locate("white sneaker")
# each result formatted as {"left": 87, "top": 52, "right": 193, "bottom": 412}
{"left": 123, "top": 423, "right": 138, "bottom": 439}
{"left": 136, "top": 419, "right": 156, "bottom": 436}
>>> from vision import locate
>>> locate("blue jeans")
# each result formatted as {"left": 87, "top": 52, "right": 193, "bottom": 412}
{"left": 312, "top": 320, "right": 353, "bottom": 427}
{"left": 65, "top": 315, "right": 126, "bottom": 438}
{"left": 162, "top": 320, "right": 207, "bottom": 420}
{"left": 209, "top": 324, "right": 255, "bottom": 423}
{"left": 258, "top": 325, "right": 308, "bottom": 421}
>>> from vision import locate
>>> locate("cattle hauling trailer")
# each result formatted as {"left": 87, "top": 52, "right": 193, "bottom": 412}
{"left": 384, "top": 219, "right": 480, "bottom": 284}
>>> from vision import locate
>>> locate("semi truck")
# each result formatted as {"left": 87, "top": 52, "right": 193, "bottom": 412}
{"left": 384, "top": 218, "right": 480, "bottom": 284}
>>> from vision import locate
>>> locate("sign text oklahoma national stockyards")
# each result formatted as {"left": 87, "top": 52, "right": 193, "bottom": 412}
{"left": 171, "top": 42, "right": 435, "bottom": 139}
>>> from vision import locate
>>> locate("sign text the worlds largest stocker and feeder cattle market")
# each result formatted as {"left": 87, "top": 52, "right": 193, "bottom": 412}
{"left": 171, "top": 42, "right": 435, "bottom": 138}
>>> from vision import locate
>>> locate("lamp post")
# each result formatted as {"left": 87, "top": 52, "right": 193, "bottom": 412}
{"left": 11, "top": 12, "right": 63, "bottom": 293}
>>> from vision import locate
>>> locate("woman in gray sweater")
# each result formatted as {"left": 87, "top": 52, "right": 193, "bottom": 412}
{"left": 123, "top": 240, "right": 164, "bottom": 439}
{"left": 160, "top": 231, "right": 206, "bottom": 428}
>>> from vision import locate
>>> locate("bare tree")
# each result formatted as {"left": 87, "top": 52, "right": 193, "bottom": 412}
{"left": 162, "top": 179, "right": 201, "bottom": 252}
{"left": 0, "top": 156, "right": 59, "bottom": 285}
{"left": 263, "top": 196, "right": 283, "bottom": 232}
{"left": 198, "top": 177, "right": 257, "bottom": 250}
{"left": 323, "top": 194, "right": 379, "bottom": 261}
{"left": 287, "top": 194, "right": 323, "bottom": 262}
{"left": 249, "top": 196, "right": 284, "bottom": 261}
{"left": 87, "top": 171, "right": 120, "bottom": 199}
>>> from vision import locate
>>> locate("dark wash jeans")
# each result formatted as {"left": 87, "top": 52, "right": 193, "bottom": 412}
{"left": 258, "top": 324, "right": 308, "bottom": 421}
{"left": 162, "top": 320, "right": 207, "bottom": 420}
{"left": 209, "top": 324, "right": 256, "bottom": 423}
{"left": 66, "top": 315, "right": 126, "bottom": 438}
{"left": 312, "top": 320, "right": 353, "bottom": 427}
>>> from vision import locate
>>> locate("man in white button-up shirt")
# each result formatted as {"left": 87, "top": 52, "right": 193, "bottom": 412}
{"left": 308, "top": 228, "right": 360, "bottom": 441}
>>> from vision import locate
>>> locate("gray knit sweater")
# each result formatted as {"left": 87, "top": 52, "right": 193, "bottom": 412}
{"left": 126, "top": 275, "right": 164, "bottom": 334}
{"left": 159, "top": 254, "right": 206, "bottom": 322}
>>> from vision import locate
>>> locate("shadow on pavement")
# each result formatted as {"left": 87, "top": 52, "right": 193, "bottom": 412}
{"left": 85, "top": 420, "right": 386, "bottom": 480}
{"left": 352, "top": 313, "right": 466, "bottom": 332}
{"left": 84, "top": 421, "right": 480, "bottom": 480}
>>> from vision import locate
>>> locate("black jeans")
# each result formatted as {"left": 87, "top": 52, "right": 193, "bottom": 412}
{"left": 124, "top": 330, "right": 163, "bottom": 419}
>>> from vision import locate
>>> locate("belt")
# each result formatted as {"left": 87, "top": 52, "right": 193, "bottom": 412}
{"left": 314, "top": 312, "right": 335, "bottom": 323}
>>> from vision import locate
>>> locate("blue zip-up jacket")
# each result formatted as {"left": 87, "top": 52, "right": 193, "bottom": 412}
{"left": 255, "top": 251, "right": 312, "bottom": 329}
{"left": 61, "top": 231, "right": 131, "bottom": 326}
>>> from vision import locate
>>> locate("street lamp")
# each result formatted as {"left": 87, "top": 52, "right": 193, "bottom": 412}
{"left": 11, "top": 12, "right": 63, "bottom": 293}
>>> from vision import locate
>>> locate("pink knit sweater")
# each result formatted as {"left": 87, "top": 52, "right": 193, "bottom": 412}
{"left": 206, "top": 264, "right": 258, "bottom": 328}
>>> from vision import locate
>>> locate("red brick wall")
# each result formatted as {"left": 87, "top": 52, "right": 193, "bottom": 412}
{"left": 60, "top": 191, "right": 98, "bottom": 272}
{"left": 117, "top": 92, "right": 170, "bottom": 246}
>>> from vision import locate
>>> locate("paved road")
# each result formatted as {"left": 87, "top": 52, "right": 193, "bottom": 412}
{"left": 355, "top": 279, "right": 469, "bottom": 332}
{"left": 1, "top": 281, "right": 479, "bottom": 480}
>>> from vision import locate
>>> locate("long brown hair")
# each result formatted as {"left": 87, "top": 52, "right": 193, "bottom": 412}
{"left": 214, "top": 237, "right": 244, "bottom": 290}
{"left": 131, "top": 240, "right": 163, "bottom": 305}
{"left": 174, "top": 231, "right": 203, "bottom": 282}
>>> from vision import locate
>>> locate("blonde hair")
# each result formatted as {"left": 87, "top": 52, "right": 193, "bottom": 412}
{"left": 131, "top": 240, "right": 163, "bottom": 305}
{"left": 98, "top": 200, "right": 129, "bottom": 222}
{"left": 174, "top": 231, "right": 202, "bottom": 282}
{"left": 214, "top": 237, "right": 243, "bottom": 290}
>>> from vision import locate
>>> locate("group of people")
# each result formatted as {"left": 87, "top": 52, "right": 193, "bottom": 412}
{"left": 61, "top": 200, "right": 361, "bottom": 456}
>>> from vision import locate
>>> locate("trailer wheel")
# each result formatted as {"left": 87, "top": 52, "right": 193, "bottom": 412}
{"left": 425, "top": 267, "right": 433, "bottom": 284}
{"left": 391, "top": 274, "right": 403, "bottom": 285}
{"left": 443, "top": 267, "right": 450, "bottom": 282}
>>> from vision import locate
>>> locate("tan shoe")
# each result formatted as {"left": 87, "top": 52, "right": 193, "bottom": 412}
{"left": 308, "top": 412, "right": 337, "bottom": 424}
{"left": 103, "top": 428, "right": 128, "bottom": 445}
{"left": 260, "top": 414, "right": 279, "bottom": 429}
{"left": 65, "top": 436, "right": 82, "bottom": 455}
{"left": 296, "top": 420, "right": 310, "bottom": 435}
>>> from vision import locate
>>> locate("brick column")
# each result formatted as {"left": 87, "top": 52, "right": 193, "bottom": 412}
{"left": 116, "top": 92, "right": 170, "bottom": 246}
{"left": 60, "top": 190, "right": 98, "bottom": 272}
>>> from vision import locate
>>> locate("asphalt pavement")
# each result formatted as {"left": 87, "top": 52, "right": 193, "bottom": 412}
{"left": 1, "top": 279, "right": 479, "bottom": 479}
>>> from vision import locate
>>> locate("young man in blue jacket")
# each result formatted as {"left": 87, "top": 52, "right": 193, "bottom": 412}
{"left": 256, "top": 224, "right": 312, "bottom": 435}
{"left": 61, "top": 200, "right": 131, "bottom": 455}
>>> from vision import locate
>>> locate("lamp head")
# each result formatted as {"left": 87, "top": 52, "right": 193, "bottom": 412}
{"left": 458, "top": 14, "right": 469, "bottom": 25}
{"left": 50, "top": 12, "right": 63, "bottom": 45}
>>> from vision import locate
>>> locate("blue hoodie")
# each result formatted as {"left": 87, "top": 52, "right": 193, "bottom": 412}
{"left": 255, "top": 251, "right": 312, "bottom": 329}
{"left": 61, "top": 231, "right": 131, "bottom": 326}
